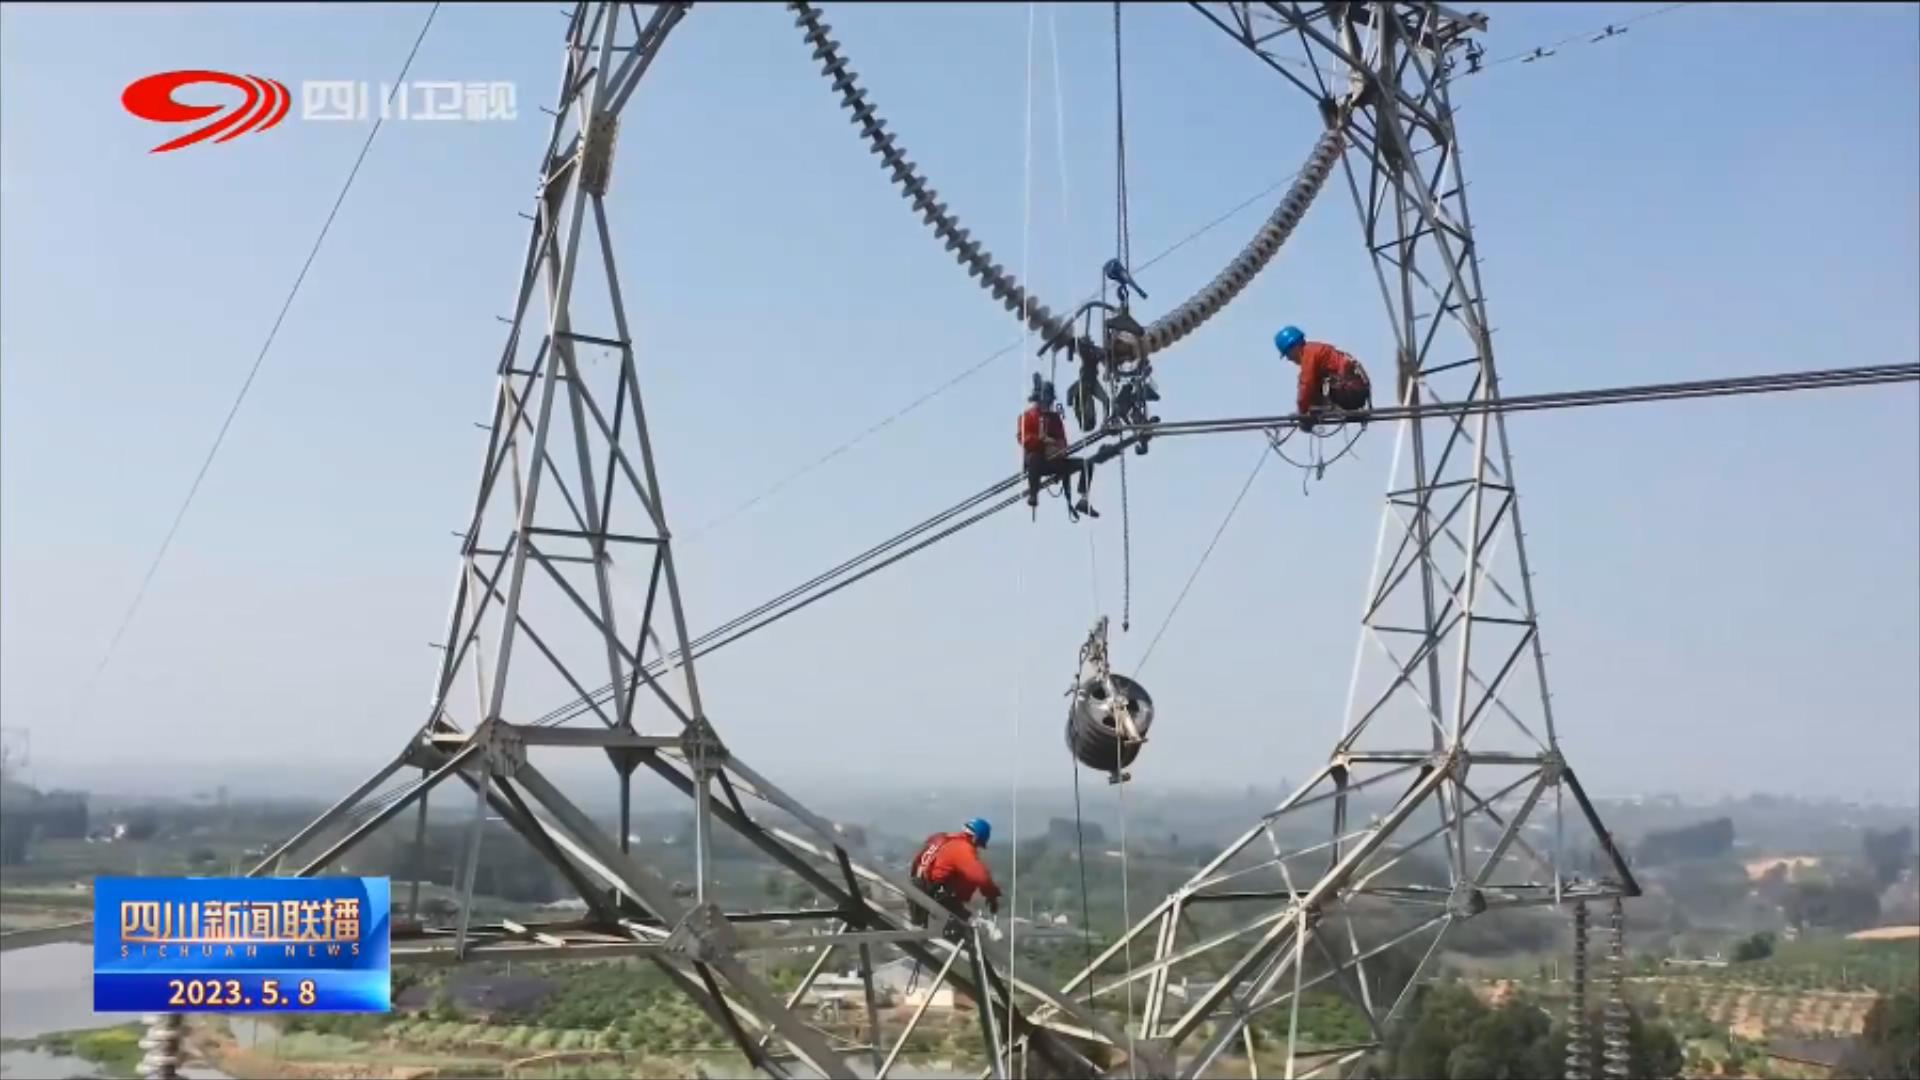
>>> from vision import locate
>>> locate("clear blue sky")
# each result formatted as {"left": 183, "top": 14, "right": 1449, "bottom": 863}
{"left": 2, "top": 2, "right": 1915, "bottom": 808}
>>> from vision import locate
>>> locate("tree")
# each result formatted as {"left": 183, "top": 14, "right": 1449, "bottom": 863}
{"left": 1732, "top": 932, "right": 1775, "bottom": 963}
{"left": 1864, "top": 826, "right": 1917, "bottom": 889}
{"left": 1447, "top": 1000, "right": 1554, "bottom": 1079}
{"left": 1390, "top": 985, "right": 1489, "bottom": 1078}
{"left": 1636, "top": 818, "right": 1735, "bottom": 865}
{"left": 1786, "top": 876, "right": 1882, "bottom": 932}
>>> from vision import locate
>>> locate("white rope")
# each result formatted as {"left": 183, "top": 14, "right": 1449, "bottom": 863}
{"left": 1046, "top": 0, "right": 1077, "bottom": 391}
{"left": 1005, "top": 3, "right": 1039, "bottom": 1066}
{"left": 1106, "top": 668, "right": 1141, "bottom": 1078}
{"left": 1047, "top": 2, "right": 1101, "bottom": 624}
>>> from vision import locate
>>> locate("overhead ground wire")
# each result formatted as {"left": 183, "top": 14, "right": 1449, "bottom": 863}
{"left": 78, "top": 3, "right": 443, "bottom": 711}
{"left": 535, "top": 361, "right": 1918, "bottom": 728}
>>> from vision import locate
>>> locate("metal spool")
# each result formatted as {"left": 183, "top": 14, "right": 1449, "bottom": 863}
{"left": 1066, "top": 674, "right": 1155, "bottom": 773}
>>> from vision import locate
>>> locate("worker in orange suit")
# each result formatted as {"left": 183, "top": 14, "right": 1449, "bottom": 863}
{"left": 1274, "top": 325, "right": 1373, "bottom": 432}
{"left": 908, "top": 818, "right": 1001, "bottom": 937}
{"left": 1019, "top": 376, "right": 1098, "bottom": 520}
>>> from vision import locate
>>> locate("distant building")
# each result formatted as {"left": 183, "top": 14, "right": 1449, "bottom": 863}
{"left": 1660, "top": 955, "right": 1729, "bottom": 969}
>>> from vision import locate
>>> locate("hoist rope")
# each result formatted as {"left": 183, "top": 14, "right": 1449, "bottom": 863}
{"left": 1109, "top": 694, "right": 1140, "bottom": 1078}
{"left": 1066, "top": 750, "right": 1098, "bottom": 1014}
{"left": 1052, "top": 1, "right": 1104, "bottom": 633}
{"left": 1108, "top": 9, "right": 1140, "bottom": 1071}
{"left": 1005, "top": 2, "right": 1041, "bottom": 1056}
{"left": 1136, "top": 442, "right": 1270, "bottom": 674}
{"left": 1046, "top": 2, "right": 1076, "bottom": 397}
{"left": 1111, "top": 0, "right": 1132, "bottom": 276}
{"left": 1110, "top": 0, "right": 1137, "bottom": 637}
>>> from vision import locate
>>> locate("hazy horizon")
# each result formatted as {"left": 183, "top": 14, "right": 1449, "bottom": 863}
{"left": 3, "top": 3, "right": 1916, "bottom": 813}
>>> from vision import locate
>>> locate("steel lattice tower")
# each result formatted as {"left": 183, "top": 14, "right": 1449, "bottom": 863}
{"left": 7, "top": 5, "right": 1654, "bottom": 1079}
{"left": 1022, "top": 6, "right": 1639, "bottom": 1076}
{"left": 233, "top": 6, "right": 1154, "bottom": 1078}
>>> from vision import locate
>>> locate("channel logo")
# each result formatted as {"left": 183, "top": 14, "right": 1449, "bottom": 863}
{"left": 121, "top": 70, "right": 291, "bottom": 154}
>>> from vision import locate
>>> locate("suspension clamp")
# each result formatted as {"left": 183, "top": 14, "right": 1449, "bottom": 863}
{"left": 1447, "top": 882, "right": 1488, "bottom": 919}
{"left": 681, "top": 718, "right": 729, "bottom": 776}
{"left": 665, "top": 901, "right": 740, "bottom": 964}
{"left": 581, "top": 113, "right": 621, "bottom": 197}
{"left": 476, "top": 720, "right": 528, "bottom": 778}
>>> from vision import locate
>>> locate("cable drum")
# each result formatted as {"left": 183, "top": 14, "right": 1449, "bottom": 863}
{"left": 1066, "top": 674, "right": 1154, "bottom": 774}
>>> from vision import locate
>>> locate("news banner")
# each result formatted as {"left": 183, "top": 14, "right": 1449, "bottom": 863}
{"left": 93, "top": 877, "right": 390, "bottom": 1013}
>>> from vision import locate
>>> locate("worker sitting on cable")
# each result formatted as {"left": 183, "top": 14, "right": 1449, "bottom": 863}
{"left": 1020, "top": 375, "right": 1099, "bottom": 520}
{"left": 908, "top": 818, "right": 1001, "bottom": 940}
{"left": 1274, "top": 325, "right": 1373, "bottom": 432}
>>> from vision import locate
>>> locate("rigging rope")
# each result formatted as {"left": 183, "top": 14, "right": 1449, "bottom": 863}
{"left": 1267, "top": 419, "right": 1367, "bottom": 495}
{"left": 1046, "top": 2, "right": 1076, "bottom": 397}
{"left": 1110, "top": 0, "right": 1137, "bottom": 636}
{"left": 1111, "top": 0, "right": 1132, "bottom": 276}
{"left": 1005, "top": 2, "right": 1041, "bottom": 1057}
{"left": 1066, "top": 749, "right": 1098, "bottom": 1014}
{"left": 1106, "top": 14, "right": 1141, "bottom": 1067}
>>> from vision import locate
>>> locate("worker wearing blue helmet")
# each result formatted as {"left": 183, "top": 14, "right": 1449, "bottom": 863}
{"left": 1275, "top": 325, "right": 1373, "bottom": 431}
{"left": 908, "top": 817, "right": 1002, "bottom": 937}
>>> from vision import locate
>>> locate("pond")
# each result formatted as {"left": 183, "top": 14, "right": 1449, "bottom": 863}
{"left": 0, "top": 944, "right": 228, "bottom": 1078}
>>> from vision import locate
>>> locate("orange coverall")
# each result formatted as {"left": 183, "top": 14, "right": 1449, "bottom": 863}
{"left": 912, "top": 832, "right": 1002, "bottom": 905}
{"left": 1018, "top": 405, "right": 1068, "bottom": 457}
{"left": 1295, "top": 341, "right": 1364, "bottom": 414}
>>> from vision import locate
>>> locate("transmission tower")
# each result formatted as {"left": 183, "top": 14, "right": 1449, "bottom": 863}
{"left": 1024, "top": 5, "right": 1638, "bottom": 1076}
{"left": 242, "top": 5, "right": 1151, "bottom": 1078}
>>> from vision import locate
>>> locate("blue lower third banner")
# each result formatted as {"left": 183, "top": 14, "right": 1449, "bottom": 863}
{"left": 94, "top": 877, "right": 390, "bottom": 1013}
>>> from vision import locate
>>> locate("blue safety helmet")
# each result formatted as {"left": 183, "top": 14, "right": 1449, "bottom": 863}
{"left": 963, "top": 818, "right": 992, "bottom": 847}
{"left": 1274, "top": 326, "right": 1305, "bottom": 356}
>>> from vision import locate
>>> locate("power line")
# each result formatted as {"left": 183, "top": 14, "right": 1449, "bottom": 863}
{"left": 1136, "top": 443, "right": 1268, "bottom": 674}
{"left": 537, "top": 361, "right": 1918, "bottom": 728}
{"left": 1126, "top": 362, "right": 1920, "bottom": 439}
{"left": 1460, "top": 3, "right": 1700, "bottom": 78}
{"left": 79, "top": 3, "right": 443, "bottom": 705}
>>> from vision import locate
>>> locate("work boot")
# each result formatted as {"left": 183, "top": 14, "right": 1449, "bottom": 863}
{"left": 1076, "top": 498, "right": 1100, "bottom": 519}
